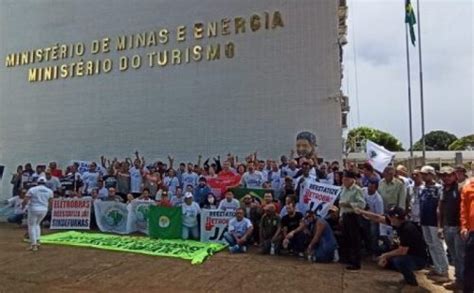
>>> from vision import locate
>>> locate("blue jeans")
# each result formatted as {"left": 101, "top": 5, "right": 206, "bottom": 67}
{"left": 223, "top": 232, "right": 248, "bottom": 252}
{"left": 422, "top": 225, "right": 449, "bottom": 274}
{"left": 444, "top": 226, "right": 465, "bottom": 283}
{"left": 182, "top": 225, "right": 199, "bottom": 240}
{"left": 389, "top": 255, "right": 426, "bottom": 285}
{"left": 7, "top": 213, "right": 23, "bottom": 225}
{"left": 313, "top": 239, "right": 337, "bottom": 263}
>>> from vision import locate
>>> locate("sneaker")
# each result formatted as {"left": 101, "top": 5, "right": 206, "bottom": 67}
{"left": 443, "top": 281, "right": 462, "bottom": 290}
{"left": 345, "top": 265, "right": 361, "bottom": 271}
{"left": 428, "top": 272, "right": 450, "bottom": 283}
{"left": 333, "top": 250, "right": 340, "bottom": 263}
{"left": 241, "top": 246, "right": 247, "bottom": 253}
{"left": 229, "top": 245, "right": 241, "bottom": 253}
{"left": 298, "top": 252, "right": 305, "bottom": 258}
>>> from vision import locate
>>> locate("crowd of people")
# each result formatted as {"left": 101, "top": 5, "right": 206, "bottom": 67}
{"left": 4, "top": 147, "right": 474, "bottom": 292}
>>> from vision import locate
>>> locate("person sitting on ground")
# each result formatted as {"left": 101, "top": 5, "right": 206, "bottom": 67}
{"left": 280, "top": 202, "right": 306, "bottom": 257}
{"left": 355, "top": 206, "right": 427, "bottom": 287}
{"left": 218, "top": 190, "right": 240, "bottom": 211}
{"left": 182, "top": 192, "right": 201, "bottom": 240}
{"left": 224, "top": 207, "right": 254, "bottom": 253}
{"left": 259, "top": 204, "right": 281, "bottom": 255}
{"left": 5, "top": 189, "right": 27, "bottom": 226}
{"left": 305, "top": 210, "right": 338, "bottom": 263}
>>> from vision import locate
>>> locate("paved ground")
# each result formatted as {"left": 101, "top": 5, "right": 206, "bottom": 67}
{"left": 0, "top": 223, "right": 448, "bottom": 293}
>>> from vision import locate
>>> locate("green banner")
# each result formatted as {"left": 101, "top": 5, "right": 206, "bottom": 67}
{"left": 148, "top": 206, "right": 182, "bottom": 239}
{"left": 41, "top": 231, "right": 226, "bottom": 265}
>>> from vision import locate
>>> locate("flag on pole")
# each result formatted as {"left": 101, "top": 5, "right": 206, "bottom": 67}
{"left": 366, "top": 140, "right": 395, "bottom": 173}
{"left": 405, "top": 0, "right": 417, "bottom": 46}
{"left": 149, "top": 206, "right": 182, "bottom": 239}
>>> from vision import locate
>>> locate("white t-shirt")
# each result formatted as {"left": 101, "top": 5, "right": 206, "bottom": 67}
{"left": 241, "top": 171, "right": 264, "bottom": 188}
{"left": 46, "top": 176, "right": 62, "bottom": 192}
{"left": 363, "top": 188, "right": 384, "bottom": 215}
{"left": 182, "top": 202, "right": 201, "bottom": 227}
{"left": 82, "top": 171, "right": 100, "bottom": 193}
{"left": 129, "top": 167, "right": 144, "bottom": 193}
{"left": 8, "top": 196, "right": 26, "bottom": 215}
{"left": 182, "top": 172, "right": 199, "bottom": 188}
{"left": 228, "top": 217, "right": 253, "bottom": 237}
{"left": 218, "top": 198, "right": 240, "bottom": 211}
{"left": 26, "top": 185, "right": 53, "bottom": 212}
{"left": 164, "top": 176, "right": 180, "bottom": 195}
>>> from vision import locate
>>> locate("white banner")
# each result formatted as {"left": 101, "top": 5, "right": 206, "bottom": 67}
{"left": 70, "top": 160, "right": 106, "bottom": 175}
{"left": 301, "top": 179, "right": 341, "bottom": 218}
{"left": 200, "top": 209, "right": 235, "bottom": 244}
{"left": 50, "top": 198, "right": 92, "bottom": 229}
{"left": 126, "top": 200, "right": 153, "bottom": 235}
{"left": 94, "top": 200, "right": 129, "bottom": 234}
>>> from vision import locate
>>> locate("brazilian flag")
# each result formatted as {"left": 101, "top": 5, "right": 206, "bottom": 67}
{"left": 405, "top": 0, "right": 417, "bottom": 46}
{"left": 149, "top": 206, "right": 182, "bottom": 239}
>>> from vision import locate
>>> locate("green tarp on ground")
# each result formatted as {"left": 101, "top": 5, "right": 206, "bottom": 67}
{"left": 41, "top": 231, "right": 226, "bottom": 265}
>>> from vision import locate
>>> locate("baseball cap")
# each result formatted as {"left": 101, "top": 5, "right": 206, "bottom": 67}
{"left": 387, "top": 206, "right": 406, "bottom": 220}
{"left": 184, "top": 192, "right": 193, "bottom": 199}
{"left": 438, "top": 166, "right": 455, "bottom": 175}
{"left": 420, "top": 165, "right": 436, "bottom": 175}
{"left": 37, "top": 177, "right": 47, "bottom": 183}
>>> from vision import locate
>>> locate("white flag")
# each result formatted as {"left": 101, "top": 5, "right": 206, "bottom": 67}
{"left": 366, "top": 140, "right": 395, "bottom": 173}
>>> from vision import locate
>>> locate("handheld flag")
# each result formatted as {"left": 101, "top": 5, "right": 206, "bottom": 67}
{"left": 366, "top": 140, "right": 395, "bottom": 173}
{"left": 405, "top": 0, "right": 417, "bottom": 46}
{"left": 149, "top": 206, "right": 182, "bottom": 239}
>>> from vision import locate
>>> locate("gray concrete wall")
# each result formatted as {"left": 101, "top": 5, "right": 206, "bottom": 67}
{"left": 0, "top": 0, "right": 342, "bottom": 197}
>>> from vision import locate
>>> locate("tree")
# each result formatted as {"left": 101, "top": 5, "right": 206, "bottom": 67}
{"left": 412, "top": 130, "right": 457, "bottom": 151}
{"left": 346, "top": 126, "right": 404, "bottom": 152}
{"left": 448, "top": 134, "right": 474, "bottom": 151}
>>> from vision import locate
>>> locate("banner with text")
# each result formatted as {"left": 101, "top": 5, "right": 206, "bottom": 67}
{"left": 200, "top": 209, "right": 235, "bottom": 244}
{"left": 50, "top": 198, "right": 92, "bottom": 229}
{"left": 301, "top": 179, "right": 341, "bottom": 218}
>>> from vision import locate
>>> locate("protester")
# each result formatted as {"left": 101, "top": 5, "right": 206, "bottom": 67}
{"left": 202, "top": 193, "right": 218, "bottom": 209}
{"left": 460, "top": 177, "right": 474, "bottom": 293}
{"left": 5, "top": 189, "right": 27, "bottom": 225}
{"left": 164, "top": 169, "right": 180, "bottom": 195}
{"left": 157, "top": 190, "right": 172, "bottom": 207}
{"left": 356, "top": 207, "right": 427, "bottom": 286}
{"left": 218, "top": 190, "right": 240, "bottom": 211}
{"left": 339, "top": 170, "right": 366, "bottom": 270}
{"left": 10, "top": 165, "right": 23, "bottom": 197}
{"left": 378, "top": 166, "right": 407, "bottom": 210}
{"left": 45, "top": 169, "right": 62, "bottom": 194}
{"left": 102, "top": 187, "right": 124, "bottom": 202}
{"left": 194, "top": 177, "right": 211, "bottom": 206}
{"left": 22, "top": 177, "right": 53, "bottom": 251}
{"left": 280, "top": 202, "right": 306, "bottom": 257}
{"left": 224, "top": 207, "right": 254, "bottom": 253}
{"left": 182, "top": 192, "right": 201, "bottom": 240}
{"left": 437, "top": 166, "right": 465, "bottom": 290}
{"left": 305, "top": 211, "right": 338, "bottom": 263}
{"left": 82, "top": 162, "right": 100, "bottom": 196}
{"left": 129, "top": 156, "right": 146, "bottom": 198}
{"left": 455, "top": 165, "right": 468, "bottom": 189}
{"left": 419, "top": 165, "right": 450, "bottom": 283}
{"left": 240, "top": 161, "right": 264, "bottom": 188}
{"left": 362, "top": 179, "right": 384, "bottom": 257}
{"left": 259, "top": 204, "right": 281, "bottom": 255}
{"left": 170, "top": 187, "right": 184, "bottom": 207}
{"left": 182, "top": 163, "right": 199, "bottom": 189}
{"left": 409, "top": 168, "right": 423, "bottom": 224}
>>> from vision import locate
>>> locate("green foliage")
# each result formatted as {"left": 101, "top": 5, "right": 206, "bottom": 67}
{"left": 413, "top": 130, "right": 457, "bottom": 151}
{"left": 448, "top": 134, "right": 474, "bottom": 150}
{"left": 346, "top": 126, "right": 404, "bottom": 152}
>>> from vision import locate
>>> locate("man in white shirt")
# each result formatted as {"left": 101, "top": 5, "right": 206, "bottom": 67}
{"left": 224, "top": 207, "right": 254, "bottom": 253}
{"left": 182, "top": 192, "right": 201, "bottom": 240}
{"left": 129, "top": 160, "right": 146, "bottom": 198}
{"left": 363, "top": 180, "right": 384, "bottom": 257}
{"left": 181, "top": 163, "right": 199, "bottom": 189}
{"left": 45, "top": 169, "right": 61, "bottom": 194}
{"left": 6, "top": 189, "right": 27, "bottom": 225}
{"left": 82, "top": 162, "right": 100, "bottom": 196}
{"left": 23, "top": 177, "right": 53, "bottom": 251}
{"left": 218, "top": 190, "right": 240, "bottom": 211}
{"left": 240, "top": 161, "right": 264, "bottom": 188}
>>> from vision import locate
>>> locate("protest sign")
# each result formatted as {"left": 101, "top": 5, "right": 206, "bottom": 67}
{"left": 94, "top": 200, "right": 129, "bottom": 234}
{"left": 200, "top": 209, "right": 235, "bottom": 244}
{"left": 50, "top": 198, "right": 92, "bottom": 229}
{"left": 126, "top": 200, "right": 153, "bottom": 235}
{"left": 70, "top": 160, "right": 106, "bottom": 175}
{"left": 149, "top": 206, "right": 182, "bottom": 239}
{"left": 41, "top": 231, "right": 226, "bottom": 265}
{"left": 301, "top": 179, "right": 341, "bottom": 217}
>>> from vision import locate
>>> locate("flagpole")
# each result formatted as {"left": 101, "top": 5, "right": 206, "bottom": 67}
{"left": 405, "top": 24, "right": 414, "bottom": 158}
{"left": 416, "top": 0, "right": 426, "bottom": 161}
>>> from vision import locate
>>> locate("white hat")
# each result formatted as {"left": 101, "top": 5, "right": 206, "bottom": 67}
{"left": 184, "top": 192, "right": 193, "bottom": 199}
{"left": 38, "top": 177, "right": 47, "bottom": 183}
{"left": 420, "top": 165, "right": 436, "bottom": 175}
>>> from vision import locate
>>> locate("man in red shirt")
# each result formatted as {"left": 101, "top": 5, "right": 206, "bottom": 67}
{"left": 460, "top": 178, "right": 474, "bottom": 293}
{"left": 49, "top": 162, "right": 63, "bottom": 178}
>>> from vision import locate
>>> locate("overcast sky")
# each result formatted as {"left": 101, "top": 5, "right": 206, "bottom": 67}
{"left": 342, "top": 0, "right": 473, "bottom": 148}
